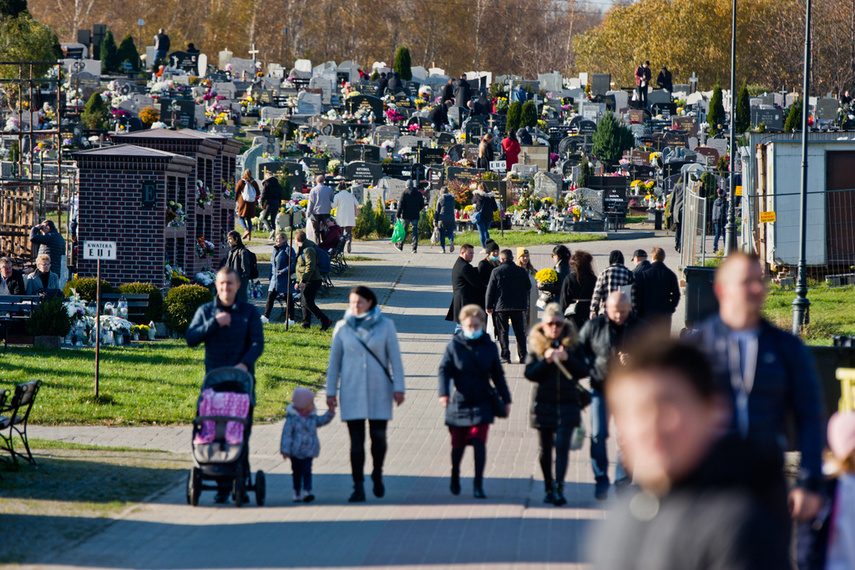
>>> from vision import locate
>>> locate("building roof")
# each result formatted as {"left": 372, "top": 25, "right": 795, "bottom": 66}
{"left": 72, "top": 144, "right": 180, "bottom": 159}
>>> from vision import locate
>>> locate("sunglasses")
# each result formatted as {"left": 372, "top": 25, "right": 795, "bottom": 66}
{"left": 545, "top": 321, "right": 563, "bottom": 327}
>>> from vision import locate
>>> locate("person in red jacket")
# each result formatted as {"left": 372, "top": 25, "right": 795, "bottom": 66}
{"left": 502, "top": 130, "right": 521, "bottom": 172}
{"left": 634, "top": 61, "right": 652, "bottom": 108}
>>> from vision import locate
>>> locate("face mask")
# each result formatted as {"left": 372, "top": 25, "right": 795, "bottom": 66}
{"left": 463, "top": 328, "right": 483, "bottom": 340}
{"left": 489, "top": 255, "right": 499, "bottom": 261}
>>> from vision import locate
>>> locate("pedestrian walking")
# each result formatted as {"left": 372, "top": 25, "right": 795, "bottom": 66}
{"left": 560, "top": 250, "right": 597, "bottom": 331}
{"left": 259, "top": 172, "right": 282, "bottom": 240}
{"left": 516, "top": 248, "right": 539, "bottom": 330}
{"left": 712, "top": 188, "right": 728, "bottom": 252}
{"left": 524, "top": 304, "right": 588, "bottom": 506}
{"left": 307, "top": 174, "right": 335, "bottom": 238}
{"left": 235, "top": 170, "right": 259, "bottom": 241}
{"left": 477, "top": 240, "right": 500, "bottom": 286}
{"left": 502, "top": 130, "right": 521, "bottom": 172}
{"left": 445, "top": 244, "right": 485, "bottom": 327}
{"left": 434, "top": 186, "right": 456, "bottom": 253}
{"left": 589, "top": 250, "right": 634, "bottom": 319}
{"left": 326, "top": 286, "right": 406, "bottom": 502}
{"left": 225, "top": 230, "right": 251, "bottom": 302}
{"left": 260, "top": 233, "right": 295, "bottom": 325}
{"left": 294, "top": 230, "right": 332, "bottom": 330}
{"left": 438, "top": 304, "right": 511, "bottom": 498}
{"left": 632, "top": 246, "right": 680, "bottom": 332}
{"left": 472, "top": 183, "right": 498, "bottom": 250}
{"left": 485, "top": 249, "right": 531, "bottom": 364}
{"left": 395, "top": 180, "right": 425, "bottom": 253}
{"left": 552, "top": 245, "right": 572, "bottom": 294}
{"left": 280, "top": 387, "right": 335, "bottom": 503}
{"left": 333, "top": 182, "right": 360, "bottom": 253}
{"left": 630, "top": 249, "right": 651, "bottom": 275}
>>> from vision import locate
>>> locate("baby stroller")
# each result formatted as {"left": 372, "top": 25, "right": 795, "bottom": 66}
{"left": 186, "top": 367, "right": 266, "bottom": 507}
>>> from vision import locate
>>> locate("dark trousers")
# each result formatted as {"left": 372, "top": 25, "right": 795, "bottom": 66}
{"left": 402, "top": 218, "right": 419, "bottom": 250}
{"left": 346, "top": 419, "right": 388, "bottom": 484}
{"left": 290, "top": 457, "right": 313, "bottom": 492}
{"left": 637, "top": 84, "right": 648, "bottom": 107}
{"left": 301, "top": 280, "right": 328, "bottom": 327}
{"left": 494, "top": 310, "right": 527, "bottom": 361}
{"left": 264, "top": 288, "right": 294, "bottom": 320}
{"left": 674, "top": 221, "right": 682, "bottom": 252}
{"left": 260, "top": 203, "right": 280, "bottom": 232}
{"left": 713, "top": 222, "right": 724, "bottom": 251}
{"left": 538, "top": 426, "right": 572, "bottom": 488}
{"left": 311, "top": 213, "right": 330, "bottom": 237}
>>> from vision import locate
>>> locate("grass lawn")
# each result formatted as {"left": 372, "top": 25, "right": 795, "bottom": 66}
{"left": 763, "top": 284, "right": 855, "bottom": 345}
{"left": 447, "top": 229, "right": 607, "bottom": 248}
{"left": 1, "top": 325, "right": 332, "bottom": 425}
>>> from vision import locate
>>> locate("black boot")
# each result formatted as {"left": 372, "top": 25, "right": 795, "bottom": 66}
{"left": 348, "top": 482, "right": 366, "bottom": 503}
{"left": 372, "top": 472, "right": 385, "bottom": 498}
{"left": 450, "top": 470, "right": 461, "bottom": 495}
{"left": 553, "top": 482, "right": 567, "bottom": 506}
{"left": 544, "top": 481, "right": 556, "bottom": 504}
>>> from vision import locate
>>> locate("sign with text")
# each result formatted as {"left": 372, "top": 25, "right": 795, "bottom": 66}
{"left": 759, "top": 211, "right": 776, "bottom": 223}
{"left": 84, "top": 241, "right": 117, "bottom": 260}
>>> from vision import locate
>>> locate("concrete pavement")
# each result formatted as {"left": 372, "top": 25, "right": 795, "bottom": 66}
{"left": 22, "top": 230, "right": 682, "bottom": 569}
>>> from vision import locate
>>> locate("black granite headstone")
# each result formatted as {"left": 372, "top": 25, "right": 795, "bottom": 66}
{"left": 437, "top": 132, "right": 457, "bottom": 147}
{"left": 417, "top": 147, "right": 445, "bottom": 165}
{"left": 167, "top": 51, "right": 199, "bottom": 73}
{"left": 344, "top": 161, "right": 383, "bottom": 185}
{"left": 427, "top": 166, "right": 445, "bottom": 190}
{"left": 300, "top": 156, "right": 328, "bottom": 177}
{"left": 346, "top": 95, "right": 384, "bottom": 118}
{"left": 750, "top": 108, "right": 784, "bottom": 130}
{"left": 578, "top": 119, "right": 597, "bottom": 135}
{"left": 446, "top": 166, "right": 485, "bottom": 185}
{"left": 344, "top": 144, "right": 381, "bottom": 164}
{"left": 160, "top": 98, "right": 196, "bottom": 129}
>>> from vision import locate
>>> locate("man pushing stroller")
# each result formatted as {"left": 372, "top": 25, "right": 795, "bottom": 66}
{"left": 187, "top": 267, "right": 264, "bottom": 503}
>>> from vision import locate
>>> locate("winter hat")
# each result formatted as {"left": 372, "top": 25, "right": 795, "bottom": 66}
{"left": 517, "top": 247, "right": 529, "bottom": 258}
{"left": 292, "top": 387, "right": 314, "bottom": 409}
{"left": 828, "top": 411, "right": 855, "bottom": 460}
{"left": 485, "top": 240, "right": 499, "bottom": 254}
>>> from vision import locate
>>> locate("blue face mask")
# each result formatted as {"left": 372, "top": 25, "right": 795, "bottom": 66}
{"left": 489, "top": 255, "right": 499, "bottom": 261}
{"left": 462, "top": 328, "right": 483, "bottom": 340}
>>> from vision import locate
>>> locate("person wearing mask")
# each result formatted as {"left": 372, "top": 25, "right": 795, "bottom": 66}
{"left": 477, "top": 240, "right": 500, "bottom": 288}
{"left": 472, "top": 182, "right": 498, "bottom": 250}
{"left": 502, "top": 130, "right": 521, "bottom": 172}
{"left": 477, "top": 133, "right": 495, "bottom": 171}
{"left": 326, "top": 286, "right": 406, "bottom": 502}
{"left": 25, "top": 254, "right": 60, "bottom": 295}
{"left": 578, "top": 291, "right": 650, "bottom": 500}
{"left": 395, "top": 181, "right": 425, "bottom": 253}
{"left": 225, "top": 230, "right": 251, "bottom": 302}
{"left": 434, "top": 186, "right": 456, "bottom": 254}
{"left": 260, "top": 233, "right": 295, "bottom": 325}
{"left": 485, "top": 249, "right": 531, "bottom": 364}
{"left": 294, "top": 230, "right": 332, "bottom": 331}
{"left": 712, "top": 188, "right": 728, "bottom": 253}
{"left": 438, "top": 304, "right": 511, "bottom": 499}
{"left": 235, "top": 170, "right": 259, "bottom": 241}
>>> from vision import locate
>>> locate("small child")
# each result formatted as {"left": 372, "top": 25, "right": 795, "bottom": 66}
{"left": 280, "top": 387, "right": 335, "bottom": 502}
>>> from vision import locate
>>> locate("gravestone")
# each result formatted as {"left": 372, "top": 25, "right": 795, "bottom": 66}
{"left": 172, "top": 75, "right": 191, "bottom": 85}
{"left": 591, "top": 73, "right": 611, "bottom": 96}
{"left": 379, "top": 177, "right": 409, "bottom": 204}
{"left": 309, "top": 76, "right": 334, "bottom": 104}
{"left": 296, "top": 91, "right": 322, "bottom": 115}
{"left": 651, "top": 102, "right": 677, "bottom": 119}
{"left": 672, "top": 116, "right": 699, "bottom": 137}
{"left": 242, "top": 145, "right": 266, "bottom": 179}
{"left": 607, "top": 90, "right": 629, "bottom": 111}
{"left": 229, "top": 57, "right": 256, "bottom": 80}
{"left": 427, "top": 166, "right": 445, "bottom": 190}
{"left": 159, "top": 98, "right": 196, "bottom": 128}
{"left": 578, "top": 188, "right": 605, "bottom": 219}
{"left": 132, "top": 94, "right": 155, "bottom": 109}
{"left": 647, "top": 90, "right": 671, "bottom": 106}
{"left": 533, "top": 171, "right": 562, "bottom": 202}
{"left": 579, "top": 102, "right": 606, "bottom": 121}
{"left": 705, "top": 139, "right": 728, "bottom": 158}
{"left": 373, "top": 129, "right": 398, "bottom": 148}
{"left": 397, "top": 135, "right": 431, "bottom": 151}
{"left": 283, "top": 160, "right": 307, "bottom": 189}
{"left": 267, "top": 63, "right": 286, "bottom": 79}
{"left": 260, "top": 106, "right": 289, "bottom": 122}
{"left": 344, "top": 144, "right": 381, "bottom": 163}
{"left": 628, "top": 109, "right": 646, "bottom": 124}
{"left": 672, "top": 84, "right": 691, "bottom": 96}
{"left": 70, "top": 71, "right": 101, "bottom": 100}
{"left": 628, "top": 150, "right": 651, "bottom": 166}
{"left": 466, "top": 122, "right": 491, "bottom": 143}
{"left": 365, "top": 183, "right": 385, "bottom": 208}
{"left": 299, "top": 156, "right": 328, "bottom": 177}
{"left": 209, "top": 124, "right": 239, "bottom": 138}
{"left": 578, "top": 120, "right": 597, "bottom": 135}
{"left": 561, "top": 157, "right": 580, "bottom": 178}
{"left": 663, "top": 131, "right": 689, "bottom": 150}
{"left": 167, "top": 51, "right": 199, "bottom": 74}
{"left": 417, "top": 147, "right": 445, "bottom": 165}
{"left": 446, "top": 166, "right": 484, "bottom": 185}
{"left": 538, "top": 72, "right": 564, "bottom": 93}
{"left": 64, "top": 58, "right": 101, "bottom": 76}
{"left": 314, "top": 135, "right": 343, "bottom": 158}
{"left": 773, "top": 93, "right": 785, "bottom": 107}
{"left": 117, "top": 99, "right": 139, "bottom": 116}
{"left": 786, "top": 93, "right": 799, "bottom": 108}
{"left": 346, "top": 95, "right": 384, "bottom": 119}
{"left": 688, "top": 137, "right": 699, "bottom": 150}
{"left": 436, "top": 132, "right": 457, "bottom": 147}
{"left": 815, "top": 98, "right": 839, "bottom": 121}
{"left": 393, "top": 95, "right": 415, "bottom": 115}
{"left": 695, "top": 147, "right": 719, "bottom": 167}
{"left": 751, "top": 107, "right": 784, "bottom": 130}
{"left": 213, "top": 82, "right": 236, "bottom": 99}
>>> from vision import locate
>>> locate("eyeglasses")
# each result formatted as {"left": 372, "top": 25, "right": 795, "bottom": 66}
{"left": 545, "top": 321, "right": 563, "bottom": 327}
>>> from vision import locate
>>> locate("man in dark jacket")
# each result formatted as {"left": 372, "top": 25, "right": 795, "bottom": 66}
{"left": 631, "top": 249, "right": 651, "bottom": 275}
{"left": 486, "top": 249, "right": 531, "bottom": 363}
{"left": 186, "top": 266, "right": 264, "bottom": 503}
{"left": 712, "top": 188, "right": 728, "bottom": 252}
{"left": 396, "top": 181, "right": 425, "bottom": 253}
{"left": 446, "top": 244, "right": 485, "bottom": 325}
{"left": 375, "top": 73, "right": 388, "bottom": 97}
{"left": 29, "top": 220, "right": 65, "bottom": 280}
{"left": 578, "top": 291, "right": 650, "bottom": 499}
{"left": 686, "top": 252, "right": 824, "bottom": 544}
{"left": 453, "top": 74, "right": 471, "bottom": 109}
{"left": 294, "top": 230, "right": 331, "bottom": 330}
{"left": 386, "top": 72, "right": 403, "bottom": 95}
{"left": 670, "top": 182, "right": 684, "bottom": 252}
{"left": 259, "top": 172, "right": 283, "bottom": 239}
{"left": 592, "top": 340, "right": 789, "bottom": 569}
{"left": 633, "top": 247, "right": 680, "bottom": 331}
{"left": 477, "top": 240, "right": 500, "bottom": 287}
{"left": 428, "top": 100, "right": 452, "bottom": 130}
{"left": 0, "top": 257, "right": 26, "bottom": 295}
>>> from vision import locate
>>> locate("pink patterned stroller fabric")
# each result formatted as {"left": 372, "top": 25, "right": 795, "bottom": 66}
{"left": 193, "top": 389, "right": 250, "bottom": 445}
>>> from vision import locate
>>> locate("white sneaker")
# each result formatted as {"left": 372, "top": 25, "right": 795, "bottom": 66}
{"left": 260, "top": 316, "right": 269, "bottom": 324}
{"left": 286, "top": 319, "right": 296, "bottom": 326}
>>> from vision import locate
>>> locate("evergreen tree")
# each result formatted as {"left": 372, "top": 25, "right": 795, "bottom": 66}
{"left": 578, "top": 159, "right": 591, "bottom": 187}
{"left": 0, "top": 0, "right": 28, "bottom": 17}
{"left": 520, "top": 100, "right": 538, "bottom": 128}
{"left": 353, "top": 198, "right": 375, "bottom": 238}
{"left": 707, "top": 81, "right": 726, "bottom": 137}
{"left": 506, "top": 101, "right": 522, "bottom": 132}
{"left": 101, "top": 29, "right": 119, "bottom": 73}
{"left": 785, "top": 99, "right": 803, "bottom": 132}
{"left": 592, "top": 112, "right": 635, "bottom": 167}
{"left": 735, "top": 81, "right": 750, "bottom": 133}
{"left": 81, "top": 92, "right": 108, "bottom": 129}
{"left": 393, "top": 46, "right": 412, "bottom": 81}
{"left": 117, "top": 34, "right": 139, "bottom": 71}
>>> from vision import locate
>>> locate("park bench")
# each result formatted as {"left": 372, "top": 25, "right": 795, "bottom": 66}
{"left": 100, "top": 293, "right": 150, "bottom": 322}
{"left": 0, "top": 295, "right": 41, "bottom": 349}
{"left": 0, "top": 380, "right": 41, "bottom": 464}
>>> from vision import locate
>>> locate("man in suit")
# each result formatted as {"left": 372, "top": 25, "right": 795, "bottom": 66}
{"left": 446, "top": 244, "right": 485, "bottom": 330}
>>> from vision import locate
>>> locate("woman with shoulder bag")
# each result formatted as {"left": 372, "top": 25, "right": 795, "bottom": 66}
{"left": 524, "top": 304, "right": 590, "bottom": 506}
{"left": 438, "top": 304, "right": 511, "bottom": 498}
{"left": 326, "top": 286, "right": 406, "bottom": 503}
{"left": 235, "top": 169, "right": 259, "bottom": 241}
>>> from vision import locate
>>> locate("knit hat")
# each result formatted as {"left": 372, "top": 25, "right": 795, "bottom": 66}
{"left": 828, "top": 411, "right": 855, "bottom": 461}
{"left": 517, "top": 247, "right": 529, "bottom": 258}
{"left": 485, "top": 240, "right": 499, "bottom": 253}
{"left": 292, "top": 387, "right": 314, "bottom": 409}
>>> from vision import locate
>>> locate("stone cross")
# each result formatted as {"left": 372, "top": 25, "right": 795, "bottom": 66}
{"left": 249, "top": 44, "right": 259, "bottom": 61}
{"left": 689, "top": 72, "right": 699, "bottom": 93}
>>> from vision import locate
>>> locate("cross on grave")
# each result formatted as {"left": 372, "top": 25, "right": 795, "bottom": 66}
{"left": 689, "top": 72, "right": 699, "bottom": 94}
{"left": 249, "top": 44, "right": 259, "bottom": 61}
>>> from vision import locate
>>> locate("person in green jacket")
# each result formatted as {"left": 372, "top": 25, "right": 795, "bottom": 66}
{"left": 295, "top": 230, "right": 332, "bottom": 330}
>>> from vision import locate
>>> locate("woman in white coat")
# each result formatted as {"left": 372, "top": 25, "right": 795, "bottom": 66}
{"left": 326, "top": 285, "right": 406, "bottom": 502}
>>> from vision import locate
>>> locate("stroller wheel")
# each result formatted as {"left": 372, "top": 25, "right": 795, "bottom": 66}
{"left": 233, "top": 466, "right": 245, "bottom": 508}
{"left": 255, "top": 471, "right": 266, "bottom": 506}
{"left": 187, "top": 467, "right": 201, "bottom": 507}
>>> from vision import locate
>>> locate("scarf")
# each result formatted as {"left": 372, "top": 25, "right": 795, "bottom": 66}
{"left": 344, "top": 305, "right": 381, "bottom": 342}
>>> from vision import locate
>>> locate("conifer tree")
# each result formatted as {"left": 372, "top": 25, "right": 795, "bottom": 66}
{"left": 735, "top": 82, "right": 750, "bottom": 133}
{"left": 393, "top": 46, "right": 412, "bottom": 81}
{"left": 117, "top": 34, "right": 139, "bottom": 71}
{"left": 506, "top": 101, "right": 521, "bottom": 132}
{"left": 592, "top": 112, "right": 634, "bottom": 167}
{"left": 707, "top": 81, "right": 726, "bottom": 137}
{"left": 520, "top": 100, "right": 538, "bottom": 128}
{"left": 785, "top": 99, "right": 803, "bottom": 132}
{"left": 101, "top": 29, "right": 119, "bottom": 73}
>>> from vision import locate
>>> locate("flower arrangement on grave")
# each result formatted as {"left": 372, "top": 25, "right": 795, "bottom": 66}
{"left": 448, "top": 180, "right": 473, "bottom": 208}
{"left": 222, "top": 179, "right": 236, "bottom": 201}
{"left": 462, "top": 204, "right": 475, "bottom": 220}
{"left": 64, "top": 289, "right": 93, "bottom": 321}
{"left": 385, "top": 199, "right": 397, "bottom": 210}
{"left": 385, "top": 108, "right": 406, "bottom": 124}
{"left": 165, "top": 259, "right": 191, "bottom": 286}
{"left": 414, "top": 97, "right": 426, "bottom": 109}
{"left": 299, "top": 199, "right": 308, "bottom": 208}
{"left": 311, "top": 143, "right": 331, "bottom": 159}
{"left": 495, "top": 97, "right": 509, "bottom": 114}
{"left": 4, "top": 117, "right": 20, "bottom": 132}
{"left": 195, "top": 236, "right": 215, "bottom": 258}
{"left": 327, "top": 159, "right": 341, "bottom": 175}
{"left": 195, "top": 180, "right": 213, "bottom": 208}
{"left": 481, "top": 171, "right": 499, "bottom": 182}
{"left": 407, "top": 123, "right": 419, "bottom": 132}
{"left": 166, "top": 201, "right": 186, "bottom": 228}
{"left": 194, "top": 268, "right": 217, "bottom": 287}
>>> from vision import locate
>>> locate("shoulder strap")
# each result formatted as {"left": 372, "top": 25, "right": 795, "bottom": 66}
{"left": 352, "top": 333, "right": 393, "bottom": 383}
{"left": 461, "top": 341, "right": 487, "bottom": 380}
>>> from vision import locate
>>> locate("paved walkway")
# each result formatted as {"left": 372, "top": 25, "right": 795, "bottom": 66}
{"left": 24, "top": 230, "right": 682, "bottom": 570}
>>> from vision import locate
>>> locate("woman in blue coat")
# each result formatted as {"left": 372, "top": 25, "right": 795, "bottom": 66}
{"left": 261, "top": 233, "right": 295, "bottom": 324}
{"left": 438, "top": 304, "right": 511, "bottom": 498}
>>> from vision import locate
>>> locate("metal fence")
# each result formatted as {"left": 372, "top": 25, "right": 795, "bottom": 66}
{"left": 679, "top": 178, "right": 710, "bottom": 270}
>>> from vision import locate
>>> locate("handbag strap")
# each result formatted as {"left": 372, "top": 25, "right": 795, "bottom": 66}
{"left": 353, "top": 334, "right": 393, "bottom": 383}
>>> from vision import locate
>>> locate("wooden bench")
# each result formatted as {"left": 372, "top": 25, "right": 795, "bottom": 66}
{"left": 100, "top": 293, "right": 150, "bottom": 323}
{"left": 0, "top": 295, "right": 41, "bottom": 349}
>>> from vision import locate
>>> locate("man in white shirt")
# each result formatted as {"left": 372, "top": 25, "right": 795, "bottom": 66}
{"left": 333, "top": 182, "right": 360, "bottom": 253}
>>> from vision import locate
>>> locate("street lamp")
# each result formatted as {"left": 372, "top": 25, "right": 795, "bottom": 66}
{"left": 724, "top": 0, "right": 737, "bottom": 254}
{"left": 137, "top": 19, "right": 144, "bottom": 69}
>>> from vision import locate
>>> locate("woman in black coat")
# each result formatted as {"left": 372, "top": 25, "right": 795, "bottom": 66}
{"left": 524, "top": 304, "right": 588, "bottom": 506}
{"left": 438, "top": 304, "right": 511, "bottom": 498}
{"left": 560, "top": 250, "right": 597, "bottom": 331}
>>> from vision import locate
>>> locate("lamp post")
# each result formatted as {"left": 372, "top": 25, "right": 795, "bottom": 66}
{"left": 792, "top": 0, "right": 813, "bottom": 334}
{"left": 724, "top": 0, "right": 738, "bottom": 254}
{"left": 137, "top": 19, "right": 144, "bottom": 69}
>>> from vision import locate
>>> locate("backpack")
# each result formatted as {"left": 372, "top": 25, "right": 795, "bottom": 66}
{"left": 241, "top": 179, "right": 258, "bottom": 202}
{"left": 315, "top": 247, "right": 331, "bottom": 274}
{"left": 246, "top": 249, "right": 259, "bottom": 279}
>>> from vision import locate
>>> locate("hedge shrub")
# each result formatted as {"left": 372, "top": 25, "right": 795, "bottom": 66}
{"left": 374, "top": 197, "right": 392, "bottom": 238}
{"left": 163, "top": 284, "right": 213, "bottom": 334}
{"left": 353, "top": 198, "right": 375, "bottom": 238}
{"left": 26, "top": 297, "right": 72, "bottom": 337}
{"left": 63, "top": 277, "right": 115, "bottom": 301}
{"left": 117, "top": 282, "right": 164, "bottom": 323}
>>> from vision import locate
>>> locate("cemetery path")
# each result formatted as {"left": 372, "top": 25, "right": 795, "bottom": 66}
{"left": 24, "top": 232, "right": 678, "bottom": 569}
